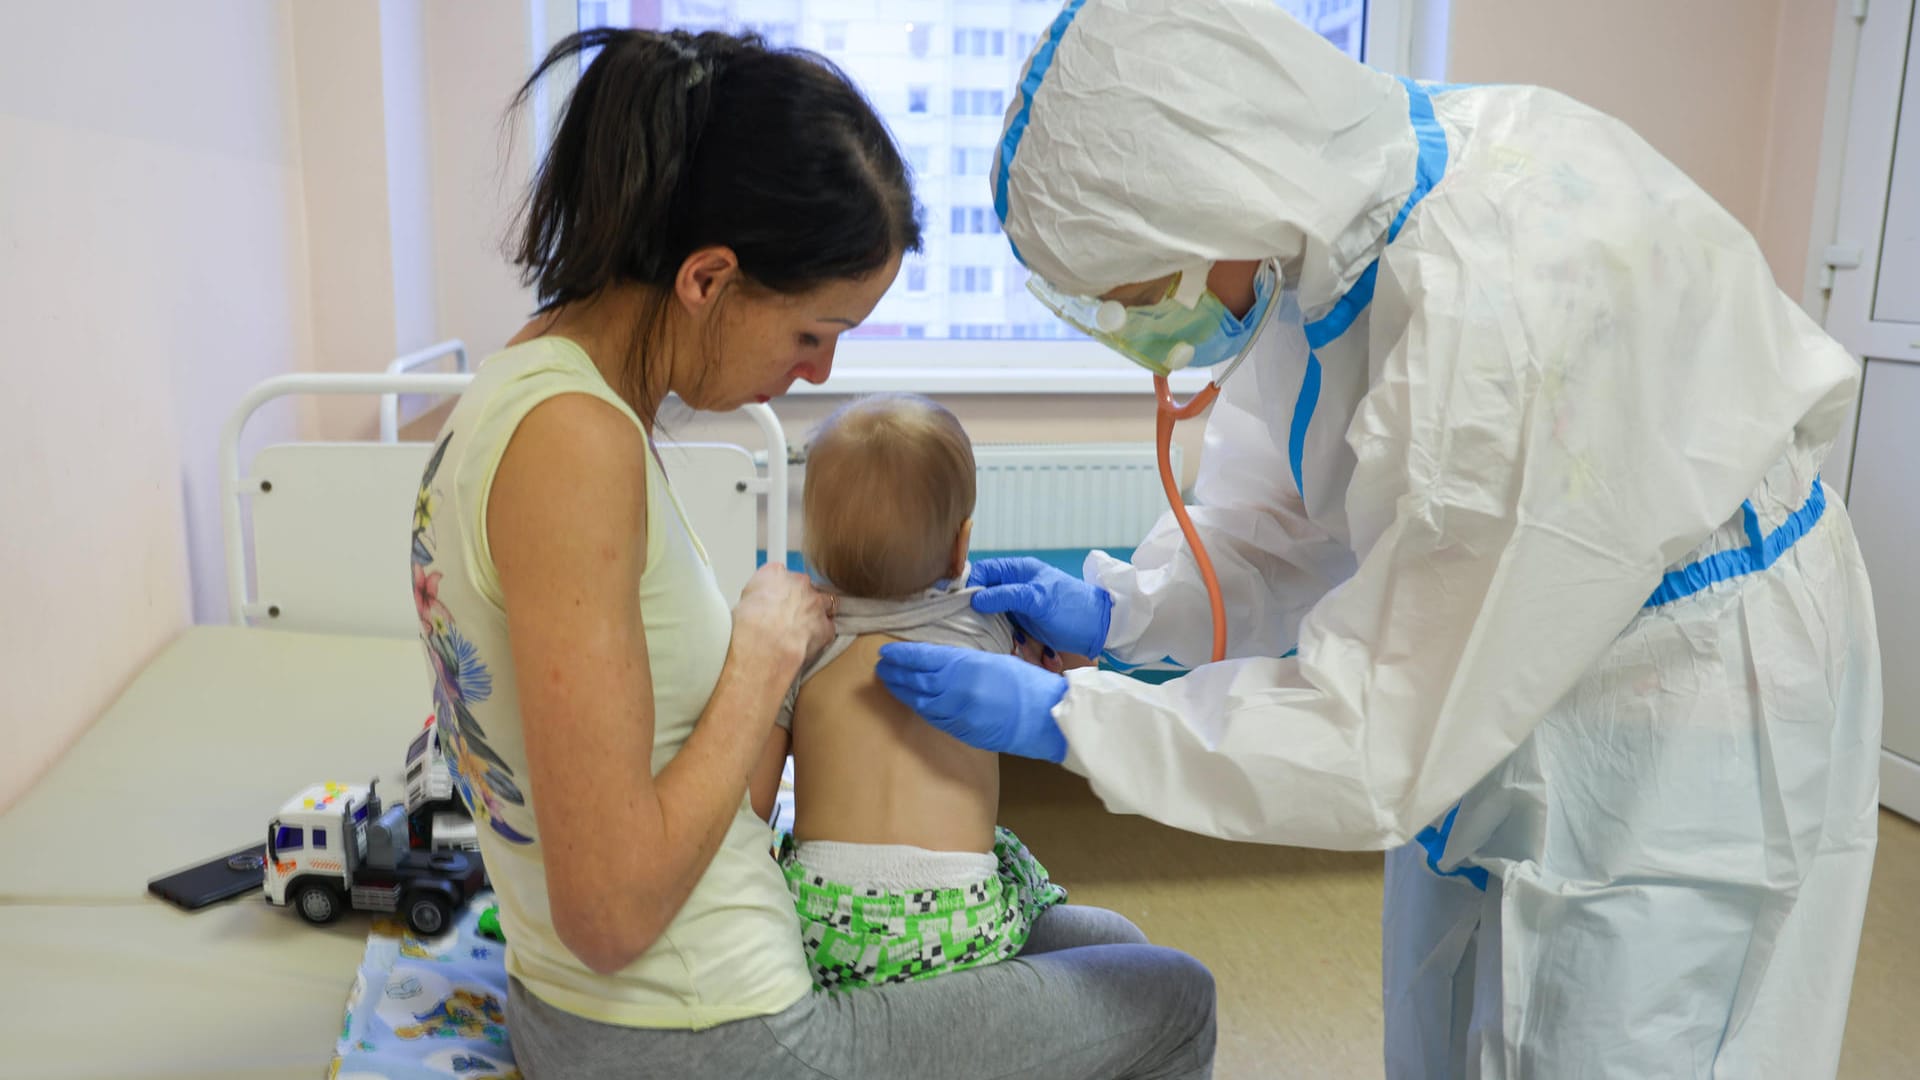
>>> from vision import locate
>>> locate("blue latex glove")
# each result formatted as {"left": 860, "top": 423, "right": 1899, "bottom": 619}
{"left": 968, "top": 557, "right": 1113, "bottom": 659}
{"left": 875, "top": 643, "right": 1070, "bottom": 763}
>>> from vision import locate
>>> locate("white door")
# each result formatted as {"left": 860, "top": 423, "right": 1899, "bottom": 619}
{"left": 1826, "top": 0, "right": 1920, "bottom": 821}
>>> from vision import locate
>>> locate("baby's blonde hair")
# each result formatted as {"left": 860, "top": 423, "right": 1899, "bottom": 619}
{"left": 803, "top": 394, "right": 975, "bottom": 599}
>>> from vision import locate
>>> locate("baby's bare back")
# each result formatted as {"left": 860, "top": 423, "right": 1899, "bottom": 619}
{"left": 790, "top": 634, "right": 999, "bottom": 854}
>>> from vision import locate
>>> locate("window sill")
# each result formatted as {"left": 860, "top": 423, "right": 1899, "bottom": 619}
{"left": 788, "top": 366, "right": 1212, "bottom": 395}
{"left": 796, "top": 340, "right": 1213, "bottom": 395}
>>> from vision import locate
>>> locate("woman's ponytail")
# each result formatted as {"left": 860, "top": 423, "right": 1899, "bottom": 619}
{"left": 508, "top": 28, "right": 920, "bottom": 311}
{"left": 513, "top": 29, "right": 709, "bottom": 301}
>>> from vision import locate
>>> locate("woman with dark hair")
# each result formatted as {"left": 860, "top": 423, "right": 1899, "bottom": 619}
{"left": 409, "top": 27, "right": 1216, "bottom": 1079}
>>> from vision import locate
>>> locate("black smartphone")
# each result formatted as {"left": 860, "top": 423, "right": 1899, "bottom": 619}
{"left": 147, "top": 843, "right": 268, "bottom": 911}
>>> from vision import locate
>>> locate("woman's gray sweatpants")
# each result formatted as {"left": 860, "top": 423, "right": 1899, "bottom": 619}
{"left": 508, "top": 904, "right": 1216, "bottom": 1079}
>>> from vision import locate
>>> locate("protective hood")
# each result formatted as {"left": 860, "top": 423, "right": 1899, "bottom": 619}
{"left": 995, "top": 0, "right": 1416, "bottom": 314}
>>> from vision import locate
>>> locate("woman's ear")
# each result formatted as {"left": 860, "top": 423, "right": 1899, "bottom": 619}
{"left": 949, "top": 518, "right": 974, "bottom": 581}
{"left": 675, "top": 246, "right": 741, "bottom": 313}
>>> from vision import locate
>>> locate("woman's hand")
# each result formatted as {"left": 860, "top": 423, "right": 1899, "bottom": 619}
{"left": 731, "top": 564, "right": 837, "bottom": 678}
{"left": 733, "top": 567, "right": 833, "bottom": 826}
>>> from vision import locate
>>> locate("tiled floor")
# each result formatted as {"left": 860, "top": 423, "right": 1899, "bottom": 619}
{"left": 998, "top": 757, "right": 1920, "bottom": 1079}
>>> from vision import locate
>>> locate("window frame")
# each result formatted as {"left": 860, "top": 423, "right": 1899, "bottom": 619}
{"left": 547, "top": 0, "right": 1442, "bottom": 395}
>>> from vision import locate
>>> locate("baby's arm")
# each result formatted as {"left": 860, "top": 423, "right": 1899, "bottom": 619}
{"left": 748, "top": 727, "right": 790, "bottom": 824}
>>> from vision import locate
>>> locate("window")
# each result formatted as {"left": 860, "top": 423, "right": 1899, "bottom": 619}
{"left": 577, "top": 1, "right": 626, "bottom": 31}
{"left": 575, "top": 0, "right": 1385, "bottom": 364}
{"left": 951, "top": 207, "right": 1001, "bottom": 235}
{"left": 312, "top": 828, "right": 328, "bottom": 850}
{"left": 953, "top": 28, "right": 1006, "bottom": 57}
{"left": 952, "top": 88, "right": 1006, "bottom": 117}
{"left": 743, "top": 21, "right": 797, "bottom": 48}
{"left": 952, "top": 147, "right": 992, "bottom": 175}
{"left": 950, "top": 266, "right": 997, "bottom": 293}
{"left": 274, "top": 826, "right": 304, "bottom": 852}
{"left": 953, "top": 322, "right": 1078, "bottom": 340}
{"left": 1275, "top": 0, "right": 1367, "bottom": 61}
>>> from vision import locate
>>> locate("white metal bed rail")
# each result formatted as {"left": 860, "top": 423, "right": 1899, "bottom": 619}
{"left": 378, "top": 339, "right": 469, "bottom": 443}
{"left": 221, "top": 372, "right": 789, "bottom": 629}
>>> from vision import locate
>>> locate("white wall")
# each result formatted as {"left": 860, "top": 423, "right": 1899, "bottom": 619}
{"left": 0, "top": 0, "right": 312, "bottom": 810}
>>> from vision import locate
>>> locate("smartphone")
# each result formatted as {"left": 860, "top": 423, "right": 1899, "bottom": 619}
{"left": 147, "top": 843, "right": 268, "bottom": 911}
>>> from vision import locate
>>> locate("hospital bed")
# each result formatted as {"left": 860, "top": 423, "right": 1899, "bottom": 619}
{"left": 0, "top": 372, "right": 789, "bottom": 1078}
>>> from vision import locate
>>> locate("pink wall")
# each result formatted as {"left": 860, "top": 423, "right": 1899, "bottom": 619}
{"left": 1447, "top": 0, "right": 1836, "bottom": 289}
{"left": 424, "top": 0, "right": 544, "bottom": 377}
{"left": 291, "top": 2, "right": 403, "bottom": 441}
{"left": 0, "top": 0, "right": 311, "bottom": 810}
{"left": 1754, "top": 0, "right": 1841, "bottom": 294}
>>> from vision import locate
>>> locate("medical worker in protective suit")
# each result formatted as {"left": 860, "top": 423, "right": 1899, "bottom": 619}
{"left": 872, "top": 1, "right": 1884, "bottom": 1076}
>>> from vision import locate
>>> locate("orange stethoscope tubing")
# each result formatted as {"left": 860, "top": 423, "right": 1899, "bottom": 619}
{"left": 1153, "top": 375, "right": 1228, "bottom": 664}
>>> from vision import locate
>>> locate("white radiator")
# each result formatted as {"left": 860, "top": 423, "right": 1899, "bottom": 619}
{"left": 969, "top": 443, "right": 1179, "bottom": 550}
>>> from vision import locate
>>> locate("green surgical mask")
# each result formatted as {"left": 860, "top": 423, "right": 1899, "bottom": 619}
{"left": 1028, "top": 261, "right": 1280, "bottom": 376}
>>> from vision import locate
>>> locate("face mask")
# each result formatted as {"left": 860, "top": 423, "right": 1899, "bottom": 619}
{"left": 1027, "top": 260, "right": 1280, "bottom": 377}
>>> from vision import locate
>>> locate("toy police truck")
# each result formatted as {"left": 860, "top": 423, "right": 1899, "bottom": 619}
{"left": 264, "top": 779, "right": 485, "bottom": 936}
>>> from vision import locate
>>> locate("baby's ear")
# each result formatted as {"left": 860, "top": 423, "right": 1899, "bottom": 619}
{"left": 950, "top": 518, "right": 974, "bottom": 580}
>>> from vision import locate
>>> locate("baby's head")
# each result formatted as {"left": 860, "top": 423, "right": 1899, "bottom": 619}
{"left": 803, "top": 394, "right": 975, "bottom": 599}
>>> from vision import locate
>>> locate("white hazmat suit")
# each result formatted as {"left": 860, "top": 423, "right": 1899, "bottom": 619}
{"left": 995, "top": 1, "right": 1883, "bottom": 1076}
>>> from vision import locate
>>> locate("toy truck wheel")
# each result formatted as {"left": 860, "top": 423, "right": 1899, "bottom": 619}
{"left": 405, "top": 892, "right": 452, "bottom": 937}
{"left": 293, "top": 881, "right": 342, "bottom": 925}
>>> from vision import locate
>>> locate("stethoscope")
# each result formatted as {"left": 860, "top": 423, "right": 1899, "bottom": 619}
{"left": 1147, "top": 303, "right": 1275, "bottom": 665}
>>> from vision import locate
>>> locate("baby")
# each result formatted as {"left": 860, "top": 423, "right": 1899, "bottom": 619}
{"left": 748, "top": 393, "right": 1077, "bottom": 991}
